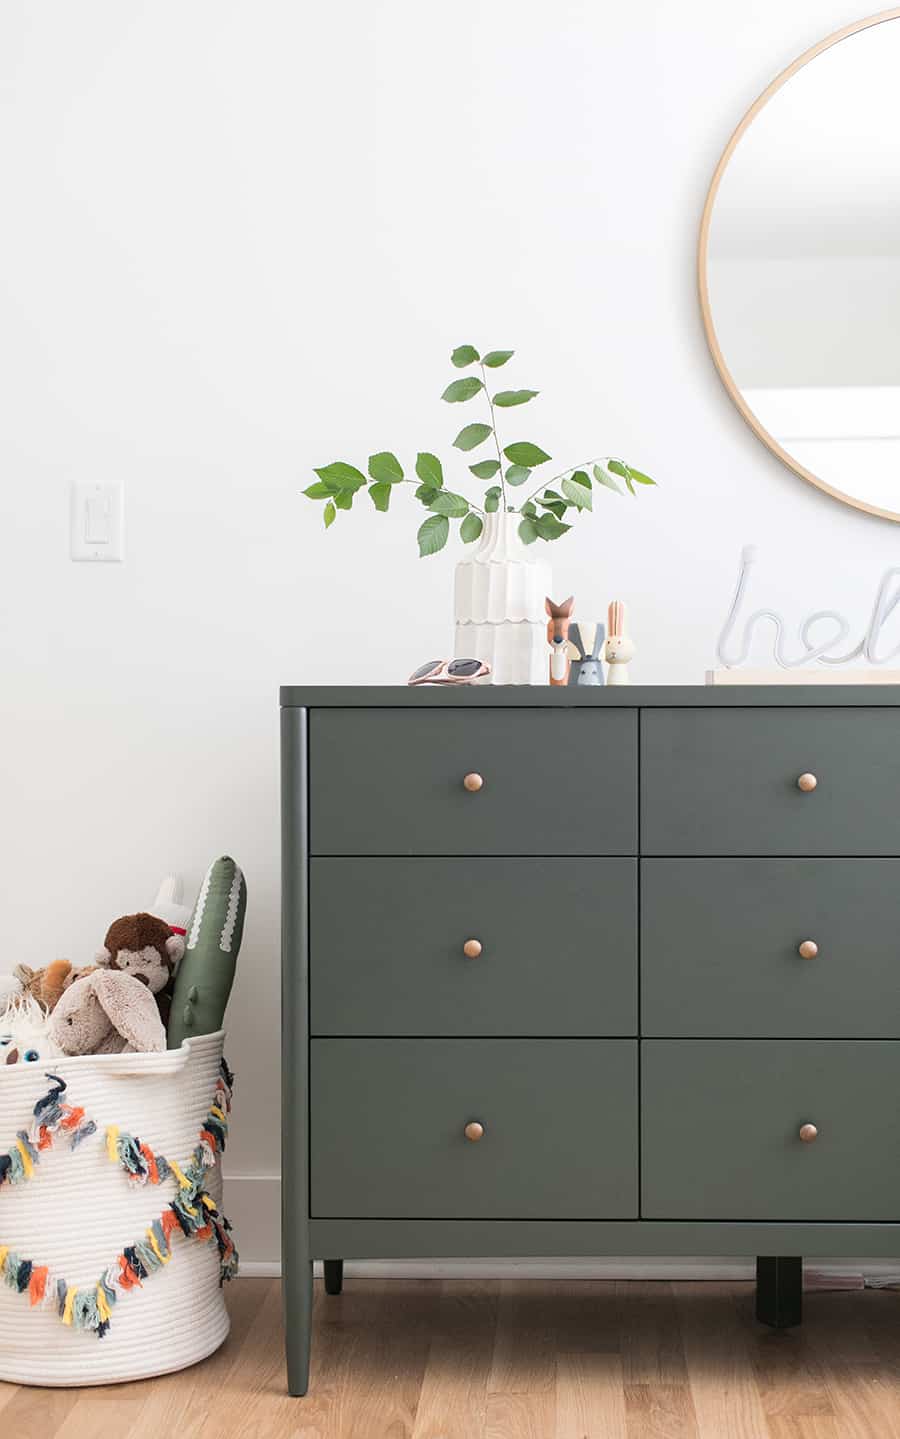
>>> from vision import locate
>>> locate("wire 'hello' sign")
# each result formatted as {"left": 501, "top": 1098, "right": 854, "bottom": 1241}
{"left": 717, "top": 547, "right": 900, "bottom": 670}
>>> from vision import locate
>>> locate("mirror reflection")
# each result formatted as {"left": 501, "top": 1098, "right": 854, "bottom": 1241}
{"left": 702, "top": 15, "right": 900, "bottom": 520}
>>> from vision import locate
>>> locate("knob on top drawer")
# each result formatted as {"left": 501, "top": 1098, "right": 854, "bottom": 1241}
{"left": 309, "top": 709, "right": 637, "bottom": 856}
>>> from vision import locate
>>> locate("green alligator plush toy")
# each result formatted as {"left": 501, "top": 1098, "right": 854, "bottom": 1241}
{"left": 167, "top": 856, "right": 247, "bottom": 1049}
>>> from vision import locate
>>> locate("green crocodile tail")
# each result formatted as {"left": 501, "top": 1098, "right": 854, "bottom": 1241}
{"left": 167, "top": 856, "right": 247, "bottom": 1049}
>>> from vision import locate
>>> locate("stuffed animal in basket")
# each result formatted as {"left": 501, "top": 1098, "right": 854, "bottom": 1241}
{"left": 167, "top": 856, "right": 246, "bottom": 1048}
{"left": 12, "top": 958, "right": 94, "bottom": 1012}
{"left": 96, "top": 910, "right": 186, "bottom": 1027}
{"left": 0, "top": 994, "right": 62, "bottom": 1065}
{"left": 0, "top": 875, "right": 192, "bottom": 1015}
{"left": 48, "top": 968, "right": 166, "bottom": 1055}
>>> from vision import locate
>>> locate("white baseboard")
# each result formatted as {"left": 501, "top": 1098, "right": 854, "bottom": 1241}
{"left": 226, "top": 1176, "right": 900, "bottom": 1285}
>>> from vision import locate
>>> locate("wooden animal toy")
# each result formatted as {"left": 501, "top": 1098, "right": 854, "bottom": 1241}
{"left": 605, "top": 600, "right": 634, "bottom": 684}
{"left": 567, "top": 622, "right": 605, "bottom": 686}
{"left": 545, "top": 596, "right": 575, "bottom": 685}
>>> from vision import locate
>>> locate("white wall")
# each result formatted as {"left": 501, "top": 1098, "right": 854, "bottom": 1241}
{"left": 3, "top": 1, "right": 900, "bottom": 1269}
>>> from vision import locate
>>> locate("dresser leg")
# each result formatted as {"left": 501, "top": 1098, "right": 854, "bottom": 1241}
{"left": 285, "top": 1259, "right": 313, "bottom": 1396}
{"left": 324, "top": 1259, "right": 344, "bottom": 1295}
{"left": 756, "top": 1256, "right": 802, "bottom": 1328}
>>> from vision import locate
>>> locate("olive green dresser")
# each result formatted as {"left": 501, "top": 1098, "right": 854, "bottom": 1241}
{"left": 281, "top": 685, "right": 900, "bottom": 1396}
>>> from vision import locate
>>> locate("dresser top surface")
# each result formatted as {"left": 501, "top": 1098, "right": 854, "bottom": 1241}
{"left": 280, "top": 684, "right": 900, "bottom": 708}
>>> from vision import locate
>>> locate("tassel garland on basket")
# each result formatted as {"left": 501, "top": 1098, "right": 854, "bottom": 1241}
{"left": 0, "top": 1074, "right": 97, "bottom": 1188}
{"left": 0, "top": 1059, "right": 238, "bottom": 1337}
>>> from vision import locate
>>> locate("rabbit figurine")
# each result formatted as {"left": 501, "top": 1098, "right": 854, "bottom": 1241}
{"left": 567, "top": 622, "right": 605, "bottom": 685}
{"left": 605, "top": 600, "right": 634, "bottom": 685}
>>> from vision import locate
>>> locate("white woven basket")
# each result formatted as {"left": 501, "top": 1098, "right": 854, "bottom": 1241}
{"left": 0, "top": 1031, "right": 234, "bottom": 1387}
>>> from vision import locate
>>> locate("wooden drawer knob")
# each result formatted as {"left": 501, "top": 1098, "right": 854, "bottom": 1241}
{"left": 463, "top": 772, "right": 484, "bottom": 793}
{"left": 799, "top": 1123, "right": 818, "bottom": 1143}
{"left": 798, "top": 939, "right": 819, "bottom": 960}
{"left": 463, "top": 939, "right": 482, "bottom": 959}
{"left": 797, "top": 773, "right": 818, "bottom": 793}
{"left": 464, "top": 1121, "right": 485, "bottom": 1142}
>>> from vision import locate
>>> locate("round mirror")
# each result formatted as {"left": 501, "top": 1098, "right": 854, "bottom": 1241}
{"left": 699, "top": 10, "right": 900, "bottom": 521}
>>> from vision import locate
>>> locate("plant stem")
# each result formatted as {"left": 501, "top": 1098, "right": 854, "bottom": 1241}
{"left": 480, "top": 362, "right": 508, "bottom": 514}
{"left": 520, "top": 457, "right": 607, "bottom": 508}
{"left": 399, "top": 477, "right": 484, "bottom": 517}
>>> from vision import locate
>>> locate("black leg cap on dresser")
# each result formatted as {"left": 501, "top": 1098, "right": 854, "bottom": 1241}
{"left": 323, "top": 1259, "right": 344, "bottom": 1295}
{"left": 756, "top": 1256, "right": 802, "bottom": 1328}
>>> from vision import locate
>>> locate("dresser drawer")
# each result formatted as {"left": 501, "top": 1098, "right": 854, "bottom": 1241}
{"left": 311, "top": 858, "right": 637, "bottom": 1036}
{"left": 309, "top": 709, "right": 636, "bottom": 856}
{"left": 641, "top": 708, "right": 900, "bottom": 855}
{"left": 311, "top": 1039, "right": 638, "bottom": 1218}
{"left": 642, "top": 859, "right": 900, "bottom": 1037}
{"left": 642, "top": 1040, "right": 900, "bottom": 1220}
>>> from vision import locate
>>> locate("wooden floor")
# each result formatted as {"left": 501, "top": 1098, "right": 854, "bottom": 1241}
{"left": 3, "top": 1276, "right": 900, "bottom": 1437}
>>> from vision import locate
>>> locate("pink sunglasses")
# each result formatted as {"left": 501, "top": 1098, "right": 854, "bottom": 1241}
{"left": 408, "top": 658, "right": 492, "bottom": 686}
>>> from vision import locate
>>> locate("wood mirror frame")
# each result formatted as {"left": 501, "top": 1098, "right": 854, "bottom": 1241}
{"left": 698, "top": 8, "right": 900, "bottom": 523}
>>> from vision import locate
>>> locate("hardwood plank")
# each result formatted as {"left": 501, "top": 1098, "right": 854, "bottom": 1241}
{"left": 488, "top": 1279, "right": 557, "bottom": 1395}
{"left": 411, "top": 1280, "right": 499, "bottom": 1439}
{"left": 624, "top": 1385, "right": 701, "bottom": 1439}
{"left": 675, "top": 1281, "right": 769, "bottom": 1439}
{"left": 2, "top": 1384, "right": 81, "bottom": 1439}
{"left": 619, "top": 1282, "right": 692, "bottom": 1389}
{"left": 551, "top": 1280, "right": 622, "bottom": 1355}
{"left": 729, "top": 1283, "right": 834, "bottom": 1424}
{"left": 556, "top": 1352, "right": 627, "bottom": 1439}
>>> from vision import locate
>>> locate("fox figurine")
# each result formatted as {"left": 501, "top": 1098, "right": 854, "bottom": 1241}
{"left": 546, "top": 596, "right": 575, "bottom": 685}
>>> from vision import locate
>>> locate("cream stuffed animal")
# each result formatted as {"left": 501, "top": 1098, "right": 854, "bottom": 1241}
{"left": 0, "top": 994, "right": 62, "bottom": 1066}
{"left": 49, "top": 969, "right": 166, "bottom": 1056}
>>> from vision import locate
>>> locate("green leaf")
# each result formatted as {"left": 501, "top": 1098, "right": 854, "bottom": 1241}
{"left": 607, "top": 458, "right": 635, "bottom": 494}
{"left": 484, "top": 486, "right": 501, "bottom": 512}
{"left": 592, "top": 463, "right": 623, "bottom": 495}
{"left": 460, "top": 512, "right": 483, "bottom": 544}
{"left": 417, "top": 513, "right": 449, "bottom": 557}
{"left": 415, "top": 452, "right": 444, "bottom": 487}
{"left": 453, "top": 422, "right": 492, "bottom": 451}
{"left": 367, "top": 451, "right": 403, "bottom": 483}
{"left": 562, "top": 472, "right": 592, "bottom": 510}
{"left": 333, "top": 488, "right": 354, "bottom": 510}
{"left": 504, "top": 441, "right": 551, "bottom": 467}
{"left": 469, "top": 459, "right": 500, "bottom": 479}
{"left": 368, "top": 482, "right": 391, "bottom": 512}
{"left": 505, "top": 464, "right": 531, "bottom": 486}
{"left": 518, "top": 517, "right": 538, "bottom": 545}
{"left": 629, "top": 467, "right": 656, "bottom": 486}
{"left": 482, "top": 349, "right": 514, "bottom": 368}
{"left": 313, "top": 461, "right": 366, "bottom": 491}
{"left": 429, "top": 490, "right": 469, "bottom": 518}
{"left": 303, "top": 481, "right": 333, "bottom": 499}
{"left": 451, "top": 344, "right": 480, "bottom": 368}
{"left": 493, "top": 390, "right": 538, "bottom": 407}
{"left": 415, "top": 484, "right": 438, "bottom": 505}
{"left": 520, "top": 500, "right": 537, "bottom": 519}
{"left": 535, "top": 512, "right": 571, "bottom": 540}
{"left": 442, "top": 376, "right": 483, "bottom": 403}
{"left": 323, "top": 500, "right": 336, "bottom": 528}
{"left": 539, "top": 498, "right": 567, "bottom": 519}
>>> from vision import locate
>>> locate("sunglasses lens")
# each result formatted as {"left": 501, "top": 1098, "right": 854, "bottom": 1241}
{"left": 448, "top": 659, "right": 481, "bottom": 676}
{"left": 411, "top": 661, "right": 442, "bottom": 680}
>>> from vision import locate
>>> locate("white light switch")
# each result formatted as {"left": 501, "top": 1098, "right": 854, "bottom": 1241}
{"left": 70, "top": 482, "right": 124, "bottom": 562}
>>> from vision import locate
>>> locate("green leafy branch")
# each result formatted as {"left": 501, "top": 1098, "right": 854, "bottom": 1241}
{"left": 303, "top": 344, "right": 656, "bottom": 556}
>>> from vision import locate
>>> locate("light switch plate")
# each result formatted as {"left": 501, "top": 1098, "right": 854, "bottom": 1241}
{"left": 70, "top": 482, "right": 124, "bottom": 562}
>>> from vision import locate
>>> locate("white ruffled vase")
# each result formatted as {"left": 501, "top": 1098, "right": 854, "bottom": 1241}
{"left": 453, "top": 511, "right": 551, "bottom": 685}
